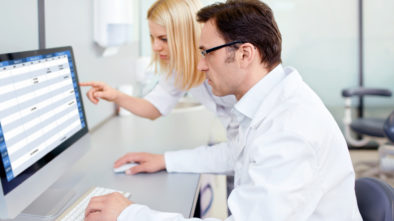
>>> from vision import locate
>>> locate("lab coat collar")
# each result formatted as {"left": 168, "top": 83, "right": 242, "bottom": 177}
{"left": 234, "top": 64, "right": 287, "bottom": 123}
{"left": 250, "top": 66, "right": 303, "bottom": 128}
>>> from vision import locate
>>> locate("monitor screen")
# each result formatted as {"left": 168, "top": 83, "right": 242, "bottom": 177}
{"left": 0, "top": 47, "right": 88, "bottom": 196}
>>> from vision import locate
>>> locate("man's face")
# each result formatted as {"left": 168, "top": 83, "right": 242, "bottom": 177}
{"left": 198, "top": 21, "right": 241, "bottom": 97}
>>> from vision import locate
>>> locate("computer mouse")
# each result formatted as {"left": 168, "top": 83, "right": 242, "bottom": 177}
{"left": 113, "top": 163, "right": 138, "bottom": 174}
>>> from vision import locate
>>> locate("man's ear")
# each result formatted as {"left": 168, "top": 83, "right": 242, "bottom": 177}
{"left": 237, "top": 43, "right": 255, "bottom": 68}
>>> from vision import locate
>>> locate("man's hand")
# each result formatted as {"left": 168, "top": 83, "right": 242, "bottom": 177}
{"left": 114, "top": 152, "right": 166, "bottom": 175}
{"left": 80, "top": 82, "right": 119, "bottom": 104}
{"left": 84, "top": 192, "right": 132, "bottom": 221}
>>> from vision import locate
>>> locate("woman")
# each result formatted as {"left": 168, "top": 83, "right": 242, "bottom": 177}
{"left": 81, "top": 0, "right": 236, "bottom": 173}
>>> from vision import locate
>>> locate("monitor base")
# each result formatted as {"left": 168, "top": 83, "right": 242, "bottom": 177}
{"left": 11, "top": 188, "right": 77, "bottom": 221}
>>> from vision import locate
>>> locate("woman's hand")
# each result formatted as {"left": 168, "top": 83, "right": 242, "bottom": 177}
{"left": 114, "top": 152, "right": 166, "bottom": 175}
{"left": 80, "top": 82, "right": 119, "bottom": 104}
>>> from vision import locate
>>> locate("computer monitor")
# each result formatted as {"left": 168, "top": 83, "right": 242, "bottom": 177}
{"left": 0, "top": 46, "right": 90, "bottom": 219}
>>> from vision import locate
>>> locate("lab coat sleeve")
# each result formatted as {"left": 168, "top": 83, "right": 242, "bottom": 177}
{"left": 228, "top": 130, "right": 322, "bottom": 221}
{"left": 164, "top": 142, "right": 235, "bottom": 174}
{"left": 118, "top": 204, "right": 230, "bottom": 221}
{"left": 144, "top": 75, "right": 185, "bottom": 116}
{"left": 116, "top": 134, "right": 319, "bottom": 221}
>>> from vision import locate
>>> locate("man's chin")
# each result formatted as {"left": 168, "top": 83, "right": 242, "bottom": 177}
{"left": 211, "top": 89, "right": 226, "bottom": 97}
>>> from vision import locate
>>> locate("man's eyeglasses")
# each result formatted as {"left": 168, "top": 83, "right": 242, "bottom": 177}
{"left": 200, "top": 40, "right": 243, "bottom": 57}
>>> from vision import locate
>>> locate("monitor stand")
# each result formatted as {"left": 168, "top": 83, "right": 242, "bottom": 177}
{"left": 14, "top": 187, "right": 77, "bottom": 221}
{"left": 6, "top": 173, "right": 86, "bottom": 221}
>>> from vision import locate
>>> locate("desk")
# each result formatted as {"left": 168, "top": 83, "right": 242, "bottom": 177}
{"left": 12, "top": 116, "right": 201, "bottom": 220}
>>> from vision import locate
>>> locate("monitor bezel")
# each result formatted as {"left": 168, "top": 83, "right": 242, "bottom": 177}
{"left": 0, "top": 46, "right": 88, "bottom": 195}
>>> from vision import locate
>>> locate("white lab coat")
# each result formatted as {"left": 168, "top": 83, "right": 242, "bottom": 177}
{"left": 118, "top": 65, "right": 362, "bottom": 221}
{"left": 144, "top": 73, "right": 237, "bottom": 129}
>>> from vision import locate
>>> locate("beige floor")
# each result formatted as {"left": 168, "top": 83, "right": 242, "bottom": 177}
{"left": 350, "top": 149, "right": 394, "bottom": 186}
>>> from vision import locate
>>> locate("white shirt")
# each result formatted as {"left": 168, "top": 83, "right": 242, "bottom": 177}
{"left": 118, "top": 65, "right": 362, "bottom": 221}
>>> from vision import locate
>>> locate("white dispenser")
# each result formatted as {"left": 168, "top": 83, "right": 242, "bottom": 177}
{"left": 93, "top": 0, "right": 134, "bottom": 56}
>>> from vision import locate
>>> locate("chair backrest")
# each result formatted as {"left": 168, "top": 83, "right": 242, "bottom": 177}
{"left": 384, "top": 111, "right": 394, "bottom": 142}
{"left": 355, "top": 177, "right": 394, "bottom": 221}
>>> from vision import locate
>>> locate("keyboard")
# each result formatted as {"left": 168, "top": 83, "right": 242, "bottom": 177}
{"left": 56, "top": 187, "right": 131, "bottom": 221}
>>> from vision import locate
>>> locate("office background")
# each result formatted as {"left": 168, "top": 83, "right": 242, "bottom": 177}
{"left": 0, "top": 0, "right": 393, "bottom": 130}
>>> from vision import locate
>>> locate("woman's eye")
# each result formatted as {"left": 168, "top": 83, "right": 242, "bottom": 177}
{"left": 161, "top": 38, "right": 167, "bottom": 42}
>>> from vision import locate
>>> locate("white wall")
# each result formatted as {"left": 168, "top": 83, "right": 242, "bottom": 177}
{"left": 0, "top": 0, "right": 141, "bottom": 129}
{"left": 265, "top": 0, "right": 394, "bottom": 121}
{"left": 364, "top": 0, "right": 394, "bottom": 112}
{"left": 0, "top": 1, "right": 38, "bottom": 53}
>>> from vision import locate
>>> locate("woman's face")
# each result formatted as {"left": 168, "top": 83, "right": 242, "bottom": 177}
{"left": 149, "top": 20, "right": 169, "bottom": 61}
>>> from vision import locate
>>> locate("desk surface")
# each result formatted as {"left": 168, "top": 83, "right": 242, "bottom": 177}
{"left": 35, "top": 116, "right": 200, "bottom": 219}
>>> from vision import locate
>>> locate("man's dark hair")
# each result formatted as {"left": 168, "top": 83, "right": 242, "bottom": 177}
{"left": 197, "top": 0, "right": 282, "bottom": 69}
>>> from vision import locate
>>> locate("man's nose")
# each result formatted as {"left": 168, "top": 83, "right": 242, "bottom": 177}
{"left": 197, "top": 57, "right": 208, "bottom": 72}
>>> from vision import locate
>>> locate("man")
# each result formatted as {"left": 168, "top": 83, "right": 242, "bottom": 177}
{"left": 85, "top": 1, "right": 362, "bottom": 220}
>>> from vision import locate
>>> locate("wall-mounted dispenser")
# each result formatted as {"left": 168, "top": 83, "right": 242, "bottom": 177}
{"left": 94, "top": 0, "right": 134, "bottom": 56}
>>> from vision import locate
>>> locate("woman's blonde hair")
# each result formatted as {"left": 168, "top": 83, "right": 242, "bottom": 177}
{"left": 147, "top": 0, "right": 205, "bottom": 90}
